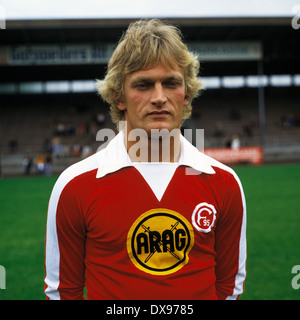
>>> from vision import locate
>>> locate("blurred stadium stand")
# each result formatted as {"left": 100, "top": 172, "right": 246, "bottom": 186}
{"left": 0, "top": 17, "right": 299, "bottom": 176}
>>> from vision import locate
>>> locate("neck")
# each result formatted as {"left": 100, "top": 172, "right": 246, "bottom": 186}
{"left": 125, "top": 128, "right": 181, "bottom": 163}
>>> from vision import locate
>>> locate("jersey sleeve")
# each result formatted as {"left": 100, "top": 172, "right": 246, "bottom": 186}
{"left": 44, "top": 172, "right": 86, "bottom": 300}
{"left": 214, "top": 170, "right": 247, "bottom": 300}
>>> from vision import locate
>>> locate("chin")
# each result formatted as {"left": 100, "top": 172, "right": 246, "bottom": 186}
{"left": 147, "top": 121, "right": 173, "bottom": 131}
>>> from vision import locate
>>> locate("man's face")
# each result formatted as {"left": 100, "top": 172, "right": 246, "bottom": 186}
{"left": 117, "top": 62, "right": 189, "bottom": 135}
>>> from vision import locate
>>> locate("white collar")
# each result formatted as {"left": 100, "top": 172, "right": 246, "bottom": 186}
{"left": 96, "top": 131, "right": 215, "bottom": 179}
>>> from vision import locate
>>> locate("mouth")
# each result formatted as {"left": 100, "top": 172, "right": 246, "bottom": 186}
{"left": 147, "top": 110, "right": 170, "bottom": 118}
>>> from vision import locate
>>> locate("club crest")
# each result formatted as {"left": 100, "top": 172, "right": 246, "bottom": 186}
{"left": 191, "top": 202, "right": 217, "bottom": 233}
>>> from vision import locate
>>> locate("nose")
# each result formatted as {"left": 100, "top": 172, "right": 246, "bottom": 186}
{"left": 150, "top": 83, "right": 167, "bottom": 107}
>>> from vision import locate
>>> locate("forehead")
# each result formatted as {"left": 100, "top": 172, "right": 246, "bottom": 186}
{"left": 126, "top": 62, "right": 184, "bottom": 83}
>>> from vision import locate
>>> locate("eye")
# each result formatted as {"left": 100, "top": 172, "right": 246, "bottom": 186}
{"left": 133, "top": 81, "right": 152, "bottom": 90}
{"left": 166, "top": 81, "right": 179, "bottom": 88}
{"left": 135, "top": 83, "right": 147, "bottom": 88}
{"left": 163, "top": 79, "right": 183, "bottom": 89}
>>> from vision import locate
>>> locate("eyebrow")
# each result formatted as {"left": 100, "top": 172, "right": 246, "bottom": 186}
{"left": 130, "top": 75, "right": 184, "bottom": 86}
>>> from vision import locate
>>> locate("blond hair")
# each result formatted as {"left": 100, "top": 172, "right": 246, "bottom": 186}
{"left": 96, "top": 19, "right": 203, "bottom": 126}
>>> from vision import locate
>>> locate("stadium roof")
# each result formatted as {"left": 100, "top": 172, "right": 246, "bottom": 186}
{"left": 0, "top": 16, "right": 299, "bottom": 85}
{"left": 1, "top": 0, "right": 298, "bottom": 20}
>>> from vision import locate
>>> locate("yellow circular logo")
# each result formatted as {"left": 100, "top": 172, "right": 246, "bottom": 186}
{"left": 127, "top": 208, "right": 194, "bottom": 275}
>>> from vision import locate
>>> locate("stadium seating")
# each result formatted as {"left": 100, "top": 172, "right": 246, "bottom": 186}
{"left": 0, "top": 87, "right": 299, "bottom": 176}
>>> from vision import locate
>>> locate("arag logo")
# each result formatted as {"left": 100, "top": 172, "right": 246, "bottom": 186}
{"left": 127, "top": 208, "right": 194, "bottom": 275}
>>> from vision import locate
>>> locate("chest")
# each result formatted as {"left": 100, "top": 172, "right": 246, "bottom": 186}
{"left": 82, "top": 166, "right": 223, "bottom": 244}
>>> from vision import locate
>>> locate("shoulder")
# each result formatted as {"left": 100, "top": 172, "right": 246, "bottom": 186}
{"left": 60, "top": 152, "right": 100, "bottom": 182}
{"left": 50, "top": 152, "right": 101, "bottom": 201}
{"left": 197, "top": 151, "right": 245, "bottom": 198}
{"left": 202, "top": 151, "right": 241, "bottom": 180}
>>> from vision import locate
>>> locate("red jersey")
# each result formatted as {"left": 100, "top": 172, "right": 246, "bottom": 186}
{"left": 44, "top": 132, "right": 246, "bottom": 300}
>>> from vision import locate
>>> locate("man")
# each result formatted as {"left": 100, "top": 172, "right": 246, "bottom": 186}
{"left": 44, "top": 19, "right": 246, "bottom": 300}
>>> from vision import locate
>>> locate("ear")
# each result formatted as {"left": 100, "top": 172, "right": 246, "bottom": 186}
{"left": 116, "top": 99, "right": 126, "bottom": 111}
{"left": 183, "top": 96, "right": 189, "bottom": 107}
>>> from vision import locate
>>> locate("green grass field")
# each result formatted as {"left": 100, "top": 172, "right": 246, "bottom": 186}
{"left": 0, "top": 163, "right": 300, "bottom": 300}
